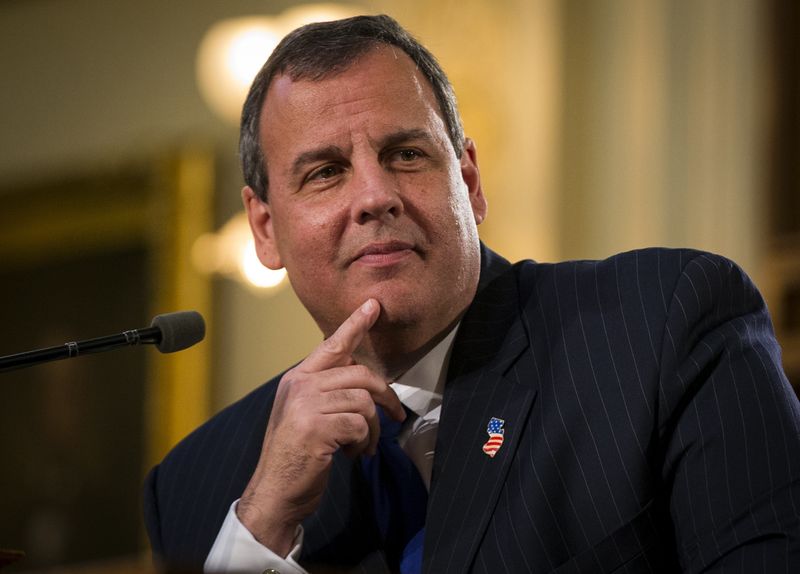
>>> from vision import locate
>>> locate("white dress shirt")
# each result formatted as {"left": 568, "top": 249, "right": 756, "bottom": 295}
{"left": 205, "top": 326, "right": 458, "bottom": 573}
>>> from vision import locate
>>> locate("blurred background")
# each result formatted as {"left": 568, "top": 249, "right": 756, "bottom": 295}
{"left": 0, "top": 0, "right": 797, "bottom": 571}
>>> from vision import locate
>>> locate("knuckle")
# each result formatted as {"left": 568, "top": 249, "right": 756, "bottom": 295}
{"left": 350, "top": 387, "right": 371, "bottom": 406}
{"left": 275, "top": 377, "right": 304, "bottom": 405}
{"left": 350, "top": 364, "right": 372, "bottom": 381}
{"left": 328, "top": 387, "right": 346, "bottom": 401}
{"left": 332, "top": 387, "right": 370, "bottom": 408}
{"left": 321, "top": 336, "right": 347, "bottom": 356}
{"left": 279, "top": 373, "right": 299, "bottom": 391}
{"left": 336, "top": 414, "right": 354, "bottom": 434}
{"left": 339, "top": 413, "right": 368, "bottom": 439}
{"left": 336, "top": 388, "right": 366, "bottom": 406}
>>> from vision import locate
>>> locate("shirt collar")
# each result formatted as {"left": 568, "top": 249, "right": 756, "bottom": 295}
{"left": 390, "top": 324, "right": 459, "bottom": 418}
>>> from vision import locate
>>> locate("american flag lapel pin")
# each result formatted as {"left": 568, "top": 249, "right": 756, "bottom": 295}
{"left": 482, "top": 417, "right": 505, "bottom": 458}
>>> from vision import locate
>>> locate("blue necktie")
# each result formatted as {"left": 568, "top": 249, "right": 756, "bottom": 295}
{"left": 361, "top": 406, "right": 427, "bottom": 574}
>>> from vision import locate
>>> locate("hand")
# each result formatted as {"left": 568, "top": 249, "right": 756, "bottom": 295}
{"left": 237, "top": 298, "right": 406, "bottom": 556}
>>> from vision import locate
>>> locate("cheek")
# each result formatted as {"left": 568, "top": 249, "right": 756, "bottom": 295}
{"left": 443, "top": 181, "right": 478, "bottom": 240}
{"left": 441, "top": 161, "right": 476, "bottom": 228}
{"left": 273, "top": 203, "right": 346, "bottom": 270}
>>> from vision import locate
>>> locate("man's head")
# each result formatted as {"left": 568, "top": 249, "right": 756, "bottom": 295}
{"left": 241, "top": 15, "right": 487, "bottom": 372}
{"left": 240, "top": 14, "right": 464, "bottom": 203}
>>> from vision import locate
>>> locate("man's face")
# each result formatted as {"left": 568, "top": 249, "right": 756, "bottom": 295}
{"left": 244, "top": 47, "right": 487, "bottom": 343}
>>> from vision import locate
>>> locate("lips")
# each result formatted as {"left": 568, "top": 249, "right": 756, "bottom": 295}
{"left": 351, "top": 240, "right": 416, "bottom": 265}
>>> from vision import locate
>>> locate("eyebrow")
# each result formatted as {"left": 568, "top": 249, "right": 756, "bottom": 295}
{"left": 377, "top": 128, "right": 436, "bottom": 150}
{"left": 288, "top": 128, "right": 437, "bottom": 178}
{"left": 290, "top": 145, "right": 346, "bottom": 178}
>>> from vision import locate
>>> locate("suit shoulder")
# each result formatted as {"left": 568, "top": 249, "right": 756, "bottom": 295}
{"left": 515, "top": 247, "right": 748, "bottom": 288}
{"left": 156, "top": 375, "right": 280, "bottom": 473}
{"left": 509, "top": 248, "right": 761, "bottom": 336}
{"left": 606, "top": 248, "right": 761, "bottom": 309}
{"left": 596, "top": 247, "right": 747, "bottom": 279}
{"left": 521, "top": 246, "right": 721, "bottom": 270}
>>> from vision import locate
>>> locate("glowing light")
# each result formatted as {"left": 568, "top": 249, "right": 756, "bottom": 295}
{"left": 196, "top": 18, "right": 281, "bottom": 124}
{"left": 196, "top": 5, "right": 364, "bottom": 125}
{"left": 241, "top": 239, "right": 287, "bottom": 288}
{"left": 192, "top": 212, "right": 287, "bottom": 293}
{"left": 227, "top": 27, "right": 281, "bottom": 85}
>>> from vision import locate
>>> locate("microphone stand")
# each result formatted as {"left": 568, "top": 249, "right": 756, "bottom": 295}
{"left": 0, "top": 327, "right": 162, "bottom": 373}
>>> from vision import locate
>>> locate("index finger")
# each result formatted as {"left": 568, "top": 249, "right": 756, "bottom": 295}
{"left": 298, "top": 298, "right": 380, "bottom": 373}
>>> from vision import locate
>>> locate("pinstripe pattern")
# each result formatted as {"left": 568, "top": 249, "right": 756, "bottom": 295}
{"left": 144, "top": 245, "right": 800, "bottom": 572}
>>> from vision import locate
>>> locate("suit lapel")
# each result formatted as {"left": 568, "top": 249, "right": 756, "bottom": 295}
{"left": 423, "top": 246, "right": 539, "bottom": 573}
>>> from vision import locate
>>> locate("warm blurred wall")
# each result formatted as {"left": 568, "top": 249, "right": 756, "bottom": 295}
{"left": 0, "top": 0, "right": 774, "bottom": 412}
{"left": 0, "top": 0, "right": 299, "bottom": 187}
{"left": 560, "top": 0, "right": 767, "bottom": 276}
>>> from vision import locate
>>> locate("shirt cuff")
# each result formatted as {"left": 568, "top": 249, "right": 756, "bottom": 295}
{"left": 204, "top": 499, "right": 307, "bottom": 573}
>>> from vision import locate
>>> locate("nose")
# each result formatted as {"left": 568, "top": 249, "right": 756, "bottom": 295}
{"left": 350, "top": 163, "right": 404, "bottom": 225}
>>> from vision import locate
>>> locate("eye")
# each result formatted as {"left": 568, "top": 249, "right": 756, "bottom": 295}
{"left": 307, "top": 164, "right": 343, "bottom": 183}
{"left": 397, "top": 149, "right": 421, "bottom": 161}
{"left": 384, "top": 147, "right": 429, "bottom": 172}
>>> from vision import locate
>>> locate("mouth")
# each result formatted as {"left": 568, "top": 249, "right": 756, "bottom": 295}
{"left": 351, "top": 240, "right": 417, "bottom": 266}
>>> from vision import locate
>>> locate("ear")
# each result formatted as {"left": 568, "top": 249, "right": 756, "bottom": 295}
{"left": 460, "top": 138, "right": 488, "bottom": 225}
{"left": 242, "top": 186, "right": 284, "bottom": 270}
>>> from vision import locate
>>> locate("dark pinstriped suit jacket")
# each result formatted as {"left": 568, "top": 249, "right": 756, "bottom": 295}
{"left": 144, "top": 245, "right": 800, "bottom": 572}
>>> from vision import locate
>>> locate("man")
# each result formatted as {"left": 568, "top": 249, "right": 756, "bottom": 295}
{"left": 144, "top": 14, "right": 800, "bottom": 573}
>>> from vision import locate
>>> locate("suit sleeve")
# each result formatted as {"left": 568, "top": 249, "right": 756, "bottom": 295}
{"left": 143, "top": 464, "right": 164, "bottom": 558}
{"left": 657, "top": 252, "right": 800, "bottom": 571}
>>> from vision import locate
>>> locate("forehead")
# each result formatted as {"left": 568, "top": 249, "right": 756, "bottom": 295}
{"left": 258, "top": 47, "right": 447, "bottom": 151}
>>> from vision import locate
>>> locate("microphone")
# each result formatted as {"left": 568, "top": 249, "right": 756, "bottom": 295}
{"left": 0, "top": 311, "right": 205, "bottom": 373}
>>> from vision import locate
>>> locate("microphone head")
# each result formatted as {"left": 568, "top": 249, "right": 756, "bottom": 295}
{"left": 150, "top": 311, "right": 206, "bottom": 353}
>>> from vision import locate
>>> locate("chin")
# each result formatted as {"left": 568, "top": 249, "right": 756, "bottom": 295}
{"left": 372, "top": 292, "right": 460, "bottom": 339}
{"left": 371, "top": 298, "right": 423, "bottom": 331}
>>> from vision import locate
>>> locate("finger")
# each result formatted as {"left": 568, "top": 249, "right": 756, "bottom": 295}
{"left": 318, "top": 387, "right": 374, "bottom": 415}
{"left": 312, "top": 364, "right": 406, "bottom": 424}
{"left": 273, "top": 363, "right": 393, "bottom": 457}
{"left": 318, "top": 387, "right": 380, "bottom": 455}
{"left": 315, "top": 364, "right": 387, "bottom": 392}
{"left": 323, "top": 412, "right": 371, "bottom": 457}
{"left": 371, "top": 382, "right": 406, "bottom": 423}
{"left": 298, "top": 299, "right": 380, "bottom": 373}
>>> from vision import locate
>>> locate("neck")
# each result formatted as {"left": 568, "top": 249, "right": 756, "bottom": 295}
{"left": 354, "top": 313, "right": 461, "bottom": 379}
